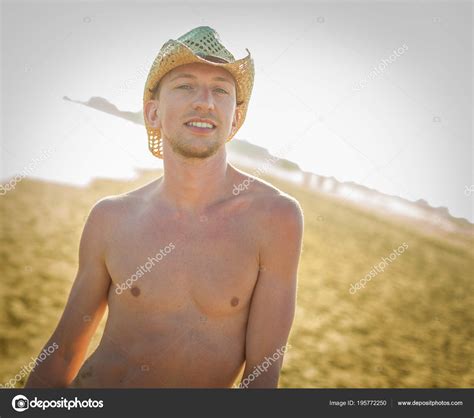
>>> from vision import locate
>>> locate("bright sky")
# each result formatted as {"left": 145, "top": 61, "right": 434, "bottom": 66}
{"left": 1, "top": 0, "right": 472, "bottom": 221}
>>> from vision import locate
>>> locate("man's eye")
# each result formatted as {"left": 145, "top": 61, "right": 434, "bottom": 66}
{"left": 177, "top": 85, "right": 192, "bottom": 89}
{"left": 215, "top": 88, "right": 228, "bottom": 94}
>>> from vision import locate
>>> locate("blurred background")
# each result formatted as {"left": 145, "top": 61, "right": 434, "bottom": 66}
{"left": 1, "top": 0, "right": 473, "bottom": 388}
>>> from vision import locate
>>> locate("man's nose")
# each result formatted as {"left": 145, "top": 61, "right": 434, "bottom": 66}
{"left": 192, "top": 86, "right": 215, "bottom": 111}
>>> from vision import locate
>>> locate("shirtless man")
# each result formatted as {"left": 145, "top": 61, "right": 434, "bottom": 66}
{"left": 25, "top": 26, "right": 303, "bottom": 388}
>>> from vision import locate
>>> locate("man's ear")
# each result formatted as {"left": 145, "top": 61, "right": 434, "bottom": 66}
{"left": 144, "top": 100, "right": 161, "bottom": 129}
{"left": 231, "top": 107, "right": 242, "bottom": 135}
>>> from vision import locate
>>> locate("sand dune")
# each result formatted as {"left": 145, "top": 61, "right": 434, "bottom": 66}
{"left": 0, "top": 170, "right": 472, "bottom": 388}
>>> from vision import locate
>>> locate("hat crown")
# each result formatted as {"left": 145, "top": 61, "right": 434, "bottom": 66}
{"left": 177, "top": 26, "right": 235, "bottom": 63}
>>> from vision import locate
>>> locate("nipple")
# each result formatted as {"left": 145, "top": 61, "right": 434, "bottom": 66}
{"left": 131, "top": 286, "right": 141, "bottom": 297}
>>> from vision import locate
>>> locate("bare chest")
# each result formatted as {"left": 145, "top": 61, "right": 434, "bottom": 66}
{"left": 105, "top": 209, "right": 260, "bottom": 317}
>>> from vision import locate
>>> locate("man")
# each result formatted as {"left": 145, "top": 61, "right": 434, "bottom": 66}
{"left": 25, "top": 26, "right": 303, "bottom": 388}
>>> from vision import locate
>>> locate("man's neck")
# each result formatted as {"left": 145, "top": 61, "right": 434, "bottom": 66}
{"left": 157, "top": 147, "right": 232, "bottom": 213}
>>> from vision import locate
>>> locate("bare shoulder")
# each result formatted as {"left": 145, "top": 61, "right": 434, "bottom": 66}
{"left": 87, "top": 193, "right": 131, "bottom": 226}
{"left": 88, "top": 177, "right": 162, "bottom": 222}
{"left": 230, "top": 167, "right": 304, "bottom": 271}
{"left": 230, "top": 167, "right": 304, "bottom": 228}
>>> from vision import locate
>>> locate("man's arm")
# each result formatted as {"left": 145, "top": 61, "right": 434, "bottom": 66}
{"left": 239, "top": 195, "right": 303, "bottom": 388}
{"left": 25, "top": 199, "right": 113, "bottom": 388}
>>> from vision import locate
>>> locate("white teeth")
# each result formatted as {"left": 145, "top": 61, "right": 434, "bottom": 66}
{"left": 187, "top": 121, "right": 214, "bottom": 128}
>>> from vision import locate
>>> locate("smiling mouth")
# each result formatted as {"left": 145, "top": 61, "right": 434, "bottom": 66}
{"left": 184, "top": 121, "right": 216, "bottom": 129}
{"left": 184, "top": 121, "right": 217, "bottom": 134}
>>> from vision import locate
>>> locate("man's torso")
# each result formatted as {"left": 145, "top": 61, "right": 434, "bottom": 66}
{"left": 70, "top": 170, "right": 280, "bottom": 388}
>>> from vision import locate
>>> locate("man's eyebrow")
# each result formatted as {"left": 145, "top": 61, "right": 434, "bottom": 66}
{"left": 212, "top": 76, "right": 234, "bottom": 85}
{"left": 169, "top": 73, "right": 234, "bottom": 85}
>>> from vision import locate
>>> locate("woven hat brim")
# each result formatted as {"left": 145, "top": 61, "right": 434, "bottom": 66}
{"left": 143, "top": 41, "right": 254, "bottom": 159}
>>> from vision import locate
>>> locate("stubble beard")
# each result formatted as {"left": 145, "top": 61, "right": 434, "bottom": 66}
{"left": 168, "top": 132, "right": 224, "bottom": 159}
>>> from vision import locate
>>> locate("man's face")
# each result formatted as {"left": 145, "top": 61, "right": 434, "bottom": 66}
{"left": 152, "top": 62, "right": 239, "bottom": 159}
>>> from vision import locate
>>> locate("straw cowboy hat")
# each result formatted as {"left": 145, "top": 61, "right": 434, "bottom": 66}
{"left": 143, "top": 26, "right": 255, "bottom": 159}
